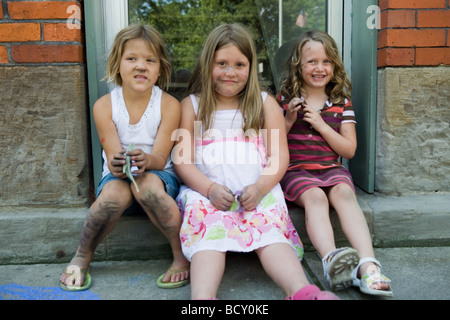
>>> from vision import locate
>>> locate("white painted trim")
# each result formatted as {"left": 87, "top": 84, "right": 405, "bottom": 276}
{"left": 102, "top": 0, "right": 129, "bottom": 54}
{"left": 328, "top": 0, "right": 343, "bottom": 56}
{"left": 328, "top": 0, "right": 352, "bottom": 81}
{"left": 343, "top": 0, "right": 353, "bottom": 78}
{"left": 328, "top": 0, "right": 352, "bottom": 169}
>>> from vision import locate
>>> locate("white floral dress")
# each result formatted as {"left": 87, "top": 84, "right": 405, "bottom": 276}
{"left": 176, "top": 93, "right": 303, "bottom": 261}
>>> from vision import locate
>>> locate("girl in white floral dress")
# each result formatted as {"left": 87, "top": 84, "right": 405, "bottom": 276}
{"left": 173, "top": 23, "right": 338, "bottom": 300}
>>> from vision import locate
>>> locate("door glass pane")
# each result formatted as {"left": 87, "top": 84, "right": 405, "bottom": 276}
{"left": 128, "top": 0, "right": 327, "bottom": 100}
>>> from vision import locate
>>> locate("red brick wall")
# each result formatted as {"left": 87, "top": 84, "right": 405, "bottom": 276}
{"left": 0, "top": 1, "right": 84, "bottom": 64}
{"left": 378, "top": 0, "right": 450, "bottom": 67}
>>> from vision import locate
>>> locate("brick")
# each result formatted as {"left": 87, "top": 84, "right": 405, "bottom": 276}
{"left": 0, "top": 46, "right": 8, "bottom": 64}
{"left": 0, "top": 23, "right": 41, "bottom": 42}
{"left": 381, "top": 10, "right": 416, "bottom": 28}
{"left": 0, "top": 3, "right": 3, "bottom": 19}
{"left": 417, "top": 10, "right": 450, "bottom": 28}
{"left": 44, "top": 23, "right": 83, "bottom": 42}
{"left": 379, "top": 29, "right": 446, "bottom": 48}
{"left": 378, "top": 47, "right": 415, "bottom": 67}
{"left": 11, "top": 45, "right": 85, "bottom": 63}
{"left": 8, "top": 1, "right": 81, "bottom": 20}
{"left": 378, "top": 29, "right": 388, "bottom": 49}
{"left": 379, "top": 0, "right": 446, "bottom": 10}
{"left": 416, "top": 47, "right": 450, "bottom": 66}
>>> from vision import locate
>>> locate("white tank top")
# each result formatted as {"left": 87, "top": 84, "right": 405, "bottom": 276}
{"left": 189, "top": 92, "right": 268, "bottom": 130}
{"left": 101, "top": 85, "right": 172, "bottom": 177}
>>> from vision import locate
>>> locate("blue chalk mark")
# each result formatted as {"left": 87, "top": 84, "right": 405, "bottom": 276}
{"left": 129, "top": 274, "right": 150, "bottom": 286}
{"left": 0, "top": 284, "right": 101, "bottom": 300}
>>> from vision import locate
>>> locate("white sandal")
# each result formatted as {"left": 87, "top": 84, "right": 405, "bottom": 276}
{"left": 351, "top": 257, "right": 393, "bottom": 297}
{"left": 322, "top": 247, "right": 359, "bottom": 291}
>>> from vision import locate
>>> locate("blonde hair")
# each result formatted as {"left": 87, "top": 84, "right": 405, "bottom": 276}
{"left": 187, "top": 23, "right": 263, "bottom": 132}
{"left": 104, "top": 25, "right": 171, "bottom": 90}
{"left": 280, "top": 30, "right": 352, "bottom": 104}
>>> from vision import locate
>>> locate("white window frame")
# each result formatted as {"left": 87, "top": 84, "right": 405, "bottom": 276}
{"left": 329, "top": 0, "right": 352, "bottom": 77}
{"left": 102, "top": 0, "right": 129, "bottom": 59}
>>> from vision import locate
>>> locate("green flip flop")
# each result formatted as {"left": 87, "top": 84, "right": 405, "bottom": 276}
{"left": 60, "top": 268, "right": 92, "bottom": 292}
{"left": 157, "top": 271, "right": 190, "bottom": 289}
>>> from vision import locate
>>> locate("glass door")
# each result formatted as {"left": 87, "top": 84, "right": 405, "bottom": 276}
{"left": 85, "top": 0, "right": 348, "bottom": 189}
{"left": 128, "top": 0, "right": 331, "bottom": 99}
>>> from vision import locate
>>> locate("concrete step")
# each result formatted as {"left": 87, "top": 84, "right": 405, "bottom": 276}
{"left": 0, "top": 191, "right": 449, "bottom": 265}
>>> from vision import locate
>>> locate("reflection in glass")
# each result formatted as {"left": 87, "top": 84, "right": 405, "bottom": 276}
{"left": 128, "top": 0, "right": 326, "bottom": 100}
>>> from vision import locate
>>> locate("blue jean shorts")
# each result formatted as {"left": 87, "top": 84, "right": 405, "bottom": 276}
{"left": 96, "top": 170, "right": 180, "bottom": 215}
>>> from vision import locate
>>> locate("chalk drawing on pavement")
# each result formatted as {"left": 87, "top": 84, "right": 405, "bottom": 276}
{"left": 0, "top": 284, "right": 100, "bottom": 300}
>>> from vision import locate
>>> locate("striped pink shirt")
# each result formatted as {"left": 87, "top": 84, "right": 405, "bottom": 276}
{"left": 283, "top": 98, "right": 356, "bottom": 171}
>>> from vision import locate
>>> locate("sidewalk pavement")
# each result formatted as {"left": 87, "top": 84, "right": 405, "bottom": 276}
{"left": 1, "top": 246, "right": 449, "bottom": 301}
{"left": 1, "top": 190, "right": 449, "bottom": 303}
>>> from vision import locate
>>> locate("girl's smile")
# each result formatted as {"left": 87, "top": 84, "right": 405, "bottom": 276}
{"left": 300, "top": 40, "right": 333, "bottom": 91}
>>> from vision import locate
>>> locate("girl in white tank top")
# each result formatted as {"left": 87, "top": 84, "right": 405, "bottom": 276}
{"left": 60, "top": 25, "right": 189, "bottom": 293}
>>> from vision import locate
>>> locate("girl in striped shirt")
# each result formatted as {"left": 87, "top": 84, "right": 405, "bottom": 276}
{"left": 278, "top": 30, "right": 392, "bottom": 297}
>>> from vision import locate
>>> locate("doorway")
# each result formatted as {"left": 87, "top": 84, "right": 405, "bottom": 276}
{"left": 84, "top": 0, "right": 377, "bottom": 194}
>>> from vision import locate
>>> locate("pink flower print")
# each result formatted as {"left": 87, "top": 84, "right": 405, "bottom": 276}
{"left": 222, "top": 213, "right": 239, "bottom": 230}
{"left": 228, "top": 228, "right": 253, "bottom": 247}
{"left": 222, "top": 211, "right": 276, "bottom": 248}
{"left": 182, "top": 200, "right": 212, "bottom": 246}
{"left": 223, "top": 214, "right": 253, "bottom": 247}
{"left": 248, "top": 212, "right": 272, "bottom": 235}
{"left": 181, "top": 199, "right": 226, "bottom": 248}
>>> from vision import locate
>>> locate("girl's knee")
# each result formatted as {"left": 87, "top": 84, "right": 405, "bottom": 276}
{"left": 97, "top": 181, "right": 133, "bottom": 211}
{"left": 136, "top": 186, "right": 175, "bottom": 214}
{"left": 93, "top": 198, "right": 129, "bottom": 218}
{"left": 135, "top": 173, "right": 166, "bottom": 196}
{"left": 93, "top": 187, "right": 132, "bottom": 218}
{"left": 329, "top": 183, "right": 355, "bottom": 201}
{"left": 301, "top": 187, "right": 328, "bottom": 206}
{"left": 135, "top": 184, "right": 166, "bottom": 204}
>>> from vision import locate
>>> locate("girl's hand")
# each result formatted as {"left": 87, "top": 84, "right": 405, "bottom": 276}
{"left": 126, "top": 148, "right": 149, "bottom": 174}
{"left": 238, "top": 184, "right": 263, "bottom": 211}
{"left": 285, "top": 97, "right": 304, "bottom": 126}
{"left": 208, "top": 183, "right": 236, "bottom": 211}
{"left": 302, "top": 104, "right": 326, "bottom": 132}
{"left": 109, "top": 150, "right": 127, "bottom": 178}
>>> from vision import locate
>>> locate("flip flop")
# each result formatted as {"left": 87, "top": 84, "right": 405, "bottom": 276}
{"left": 157, "top": 268, "right": 190, "bottom": 289}
{"left": 60, "top": 268, "right": 92, "bottom": 292}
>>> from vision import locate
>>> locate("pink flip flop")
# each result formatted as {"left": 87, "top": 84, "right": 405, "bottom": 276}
{"left": 286, "top": 285, "right": 340, "bottom": 300}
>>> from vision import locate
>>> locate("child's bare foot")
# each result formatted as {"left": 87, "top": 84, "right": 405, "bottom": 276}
{"left": 157, "top": 257, "right": 190, "bottom": 288}
{"left": 59, "top": 253, "right": 92, "bottom": 290}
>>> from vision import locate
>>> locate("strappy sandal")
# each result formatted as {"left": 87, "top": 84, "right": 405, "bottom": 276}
{"left": 351, "top": 257, "right": 393, "bottom": 297}
{"left": 322, "top": 247, "right": 359, "bottom": 291}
